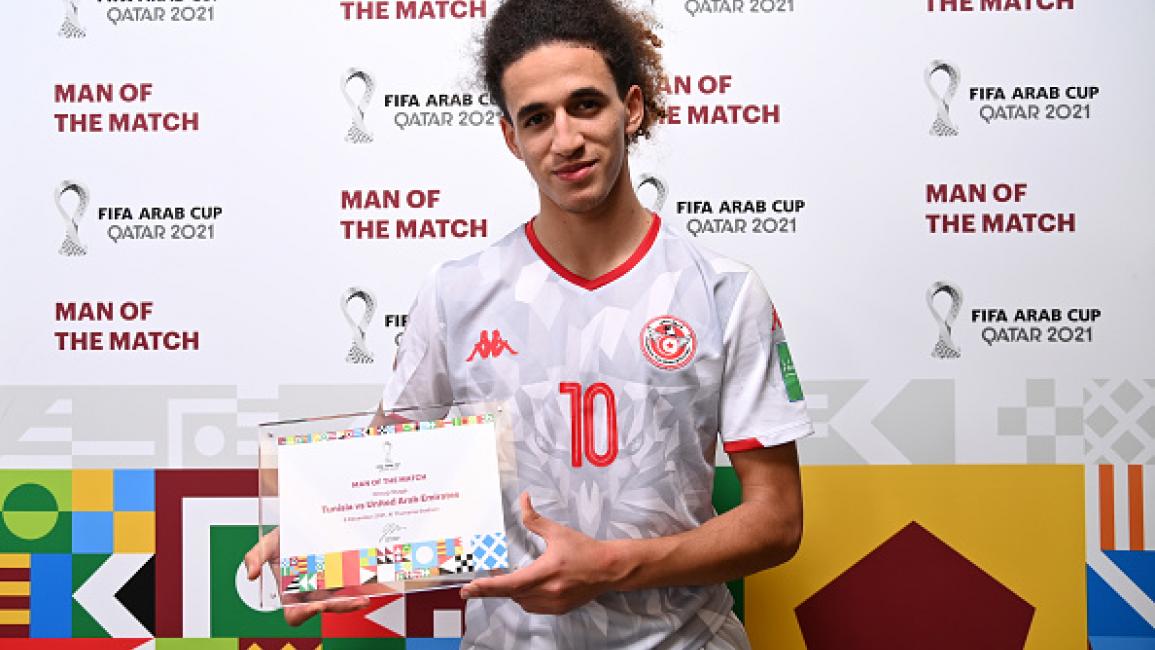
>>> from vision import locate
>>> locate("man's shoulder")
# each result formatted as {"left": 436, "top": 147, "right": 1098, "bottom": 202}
{"left": 654, "top": 217, "right": 756, "bottom": 283}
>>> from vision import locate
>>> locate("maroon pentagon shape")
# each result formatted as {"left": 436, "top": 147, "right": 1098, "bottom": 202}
{"left": 406, "top": 586, "right": 465, "bottom": 638}
{"left": 795, "top": 521, "right": 1034, "bottom": 650}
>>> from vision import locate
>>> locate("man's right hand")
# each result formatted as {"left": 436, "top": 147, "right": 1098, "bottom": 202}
{"left": 243, "top": 528, "right": 371, "bottom": 626}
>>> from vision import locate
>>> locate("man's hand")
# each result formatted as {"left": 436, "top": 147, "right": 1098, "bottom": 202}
{"left": 243, "top": 528, "right": 371, "bottom": 626}
{"left": 460, "top": 492, "right": 623, "bottom": 615}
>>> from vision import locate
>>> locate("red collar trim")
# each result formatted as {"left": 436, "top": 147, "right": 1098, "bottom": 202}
{"left": 525, "top": 214, "right": 661, "bottom": 291}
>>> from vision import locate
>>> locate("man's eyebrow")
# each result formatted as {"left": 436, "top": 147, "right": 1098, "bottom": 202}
{"left": 569, "top": 86, "right": 610, "bottom": 102}
{"left": 515, "top": 102, "right": 547, "bottom": 123}
{"left": 513, "top": 87, "right": 612, "bottom": 123}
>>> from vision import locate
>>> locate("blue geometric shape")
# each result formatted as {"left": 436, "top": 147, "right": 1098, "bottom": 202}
{"left": 1089, "top": 637, "right": 1155, "bottom": 650}
{"left": 1088, "top": 563, "right": 1155, "bottom": 636}
{"left": 1106, "top": 551, "right": 1155, "bottom": 605}
{"left": 29, "top": 554, "right": 71, "bottom": 638}
{"left": 407, "top": 639, "right": 463, "bottom": 649}
{"left": 71, "top": 511, "right": 114, "bottom": 553}
{"left": 113, "top": 469, "right": 154, "bottom": 511}
{"left": 470, "top": 532, "right": 509, "bottom": 570}
{"left": 411, "top": 541, "right": 438, "bottom": 569}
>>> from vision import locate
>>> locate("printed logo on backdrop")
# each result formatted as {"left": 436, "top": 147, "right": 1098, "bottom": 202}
{"left": 923, "top": 59, "right": 1100, "bottom": 132}
{"left": 924, "top": 281, "right": 1104, "bottom": 351}
{"left": 55, "top": 0, "right": 220, "bottom": 35}
{"left": 926, "top": 1, "right": 1075, "bottom": 14}
{"left": 636, "top": 173, "right": 806, "bottom": 237}
{"left": 53, "top": 181, "right": 224, "bottom": 252}
{"left": 657, "top": 0, "right": 796, "bottom": 19}
{"left": 636, "top": 174, "right": 669, "bottom": 213}
{"left": 339, "top": 187, "right": 488, "bottom": 241}
{"left": 659, "top": 74, "right": 780, "bottom": 126}
{"left": 927, "top": 281, "right": 964, "bottom": 359}
{"left": 342, "top": 287, "right": 378, "bottom": 364}
{"left": 925, "top": 60, "right": 961, "bottom": 136}
{"left": 58, "top": 0, "right": 86, "bottom": 38}
{"left": 55, "top": 180, "right": 90, "bottom": 256}
{"left": 925, "top": 181, "right": 1075, "bottom": 235}
{"left": 342, "top": 68, "right": 377, "bottom": 144}
{"left": 54, "top": 82, "right": 201, "bottom": 134}
{"left": 339, "top": 1, "right": 487, "bottom": 21}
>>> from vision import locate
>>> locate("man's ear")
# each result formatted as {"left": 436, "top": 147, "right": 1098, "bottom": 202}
{"left": 624, "top": 85, "right": 645, "bottom": 137}
{"left": 500, "top": 117, "right": 523, "bottom": 160}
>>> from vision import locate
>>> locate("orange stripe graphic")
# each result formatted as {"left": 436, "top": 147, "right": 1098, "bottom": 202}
{"left": 1130, "top": 464, "right": 1145, "bottom": 551}
{"left": 1100, "top": 464, "right": 1115, "bottom": 551}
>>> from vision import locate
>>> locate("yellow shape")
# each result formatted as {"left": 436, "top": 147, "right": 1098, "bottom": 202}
{"left": 72, "top": 469, "right": 114, "bottom": 511}
{"left": 745, "top": 465, "right": 1085, "bottom": 650}
{"left": 0, "top": 609, "right": 30, "bottom": 625}
{"left": 0, "top": 582, "right": 29, "bottom": 596}
{"left": 113, "top": 511, "right": 155, "bottom": 553}
{"left": 0, "top": 554, "right": 30, "bottom": 569}
{"left": 324, "top": 552, "right": 343, "bottom": 589}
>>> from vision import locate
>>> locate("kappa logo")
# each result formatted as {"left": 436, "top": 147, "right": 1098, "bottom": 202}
{"left": 466, "top": 329, "right": 518, "bottom": 362}
{"left": 640, "top": 315, "right": 697, "bottom": 370}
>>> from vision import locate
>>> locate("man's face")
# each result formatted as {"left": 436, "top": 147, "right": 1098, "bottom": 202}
{"left": 499, "top": 43, "right": 644, "bottom": 215}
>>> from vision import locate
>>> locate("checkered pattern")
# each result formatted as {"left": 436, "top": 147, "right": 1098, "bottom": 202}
{"left": 469, "top": 533, "right": 509, "bottom": 571}
{"left": 995, "top": 379, "right": 1084, "bottom": 463}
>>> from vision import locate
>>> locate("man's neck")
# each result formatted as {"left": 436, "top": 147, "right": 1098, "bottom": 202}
{"left": 531, "top": 168, "right": 652, "bottom": 282}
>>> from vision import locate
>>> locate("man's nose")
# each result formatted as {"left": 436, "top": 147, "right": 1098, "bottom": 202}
{"left": 550, "top": 111, "right": 584, "bottom": 155}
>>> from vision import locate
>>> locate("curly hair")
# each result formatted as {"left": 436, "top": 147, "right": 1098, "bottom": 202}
{"left": 480, "top": 0, "right": 667, "bottom": 142}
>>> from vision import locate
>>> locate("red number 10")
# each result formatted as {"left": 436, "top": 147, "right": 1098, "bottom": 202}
{"left": 559, "top": 382, "right": 618, "bottom": 468}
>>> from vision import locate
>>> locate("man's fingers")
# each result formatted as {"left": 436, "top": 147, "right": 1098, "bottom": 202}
{"left": 284, "top": 602, "right": 325, "bottom": 626}
{"left": 244, "top": 529, "right": 280, "bottom": 581}
{"left": 519, "top": 492, "right": 557, "bottom": 538}
{"left": 461, "top": 563, "right": 549, "bottom": 599}
{"left": 283, "top": 596, "right": 370, "bottom": 626}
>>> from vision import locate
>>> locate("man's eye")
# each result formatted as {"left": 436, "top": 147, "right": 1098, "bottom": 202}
{"left": 523, "top": 114, "right": 546, "bottom": 128}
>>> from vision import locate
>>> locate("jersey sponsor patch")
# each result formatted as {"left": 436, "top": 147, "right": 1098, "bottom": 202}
{"left": 465, "top": 329, "right": 518, "bottom": 362}
{"left": 640, "top": 315, "right": 697, "bottom": 370}
{"left": 777, "top": 342, "right": 804, "bottom": 402}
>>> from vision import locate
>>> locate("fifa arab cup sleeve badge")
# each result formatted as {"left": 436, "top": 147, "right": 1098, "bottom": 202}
{"left": 55, "top": 180, "right": 90, "bottom": 257}
{"left": 341, "top": 286, "right": 377, "bottom": 364}
{"left": 58, "top": 0, "right": 86, "bottom": 39}
{"left": 927, "top": 281, "right": 964, "bottom": 359}
{"left": 636, "top": 174, "right": 669, "bottom": 214}
{"left": 925, "top": 60, "right": 961, "bottom": 137}
{"left": 342, "top": 68, "right": 376, "bottom": 144}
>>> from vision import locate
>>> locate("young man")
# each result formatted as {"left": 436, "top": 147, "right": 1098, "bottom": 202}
{"left": 247, "top": 1, "right": 812, "bottom": 647}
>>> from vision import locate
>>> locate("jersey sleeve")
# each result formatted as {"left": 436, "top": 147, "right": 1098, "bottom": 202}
{"left": 379, "top": 266, "right": 454, "bottom": 411}
{"left": 718, "top": 271, "right": 813, "bottom": 453}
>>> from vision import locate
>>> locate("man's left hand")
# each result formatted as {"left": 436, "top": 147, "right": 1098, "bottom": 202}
{"left": 459, "top": 491, "right": 622, "bottom": 615}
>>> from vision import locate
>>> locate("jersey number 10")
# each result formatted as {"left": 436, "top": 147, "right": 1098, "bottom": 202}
{"left": 559, "top": 382, "right": 618, "bottom": 467}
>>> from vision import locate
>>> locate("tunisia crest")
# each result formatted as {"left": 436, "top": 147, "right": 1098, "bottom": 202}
{"left": 640, "top": 315, "right": 697, "bottom": 370}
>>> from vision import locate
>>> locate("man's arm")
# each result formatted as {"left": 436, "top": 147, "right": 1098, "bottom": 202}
{"left": 460, "top": 441, "right": 802, "bottom": 614}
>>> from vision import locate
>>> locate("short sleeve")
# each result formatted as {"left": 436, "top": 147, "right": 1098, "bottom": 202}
{"left": 379, "top": 266, "right": 454, "bottom": 411}
{"left": 718, "top": 272, "right": 813, "bottom": 453}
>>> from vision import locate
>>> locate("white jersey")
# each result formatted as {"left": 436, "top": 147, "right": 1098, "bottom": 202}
{"left": 381, "top": 215, "right": 813, "bottom": 649}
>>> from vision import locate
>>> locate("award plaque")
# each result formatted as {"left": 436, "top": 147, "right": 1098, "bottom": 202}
{"left": 258, "top": 402, "right": 514, "bottom": 608}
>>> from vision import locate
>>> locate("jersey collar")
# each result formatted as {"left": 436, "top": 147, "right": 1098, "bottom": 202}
{"left": 525, "top": 213, "right": 662, "bottom": 291}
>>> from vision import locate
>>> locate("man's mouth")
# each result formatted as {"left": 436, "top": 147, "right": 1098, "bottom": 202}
{"left": 554, "top": 160, "right": 596, "bottom": 182}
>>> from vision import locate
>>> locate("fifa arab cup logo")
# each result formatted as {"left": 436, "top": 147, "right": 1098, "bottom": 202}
{"left": 636, "top": 173, "right": 668, "bottom": 214}
{"left": 925, "top": 60, "right": 961, "bottom": 137}
{"left": 640, "top": 315, "right": 697, "bottom": 370}
{"left": 58, "top": 0, "right": 86, "bottom": 39}
{"left": 55, "top": 180, "right": 90, "bottom": 256}
{"left": 927, "top": 281, "right": 964, "bottom": 359}
{"left": 341, "top": 287, "right": 377, "bottom": 364}
{"left": 341, "top": 68, "right": 376, "bottom": 144}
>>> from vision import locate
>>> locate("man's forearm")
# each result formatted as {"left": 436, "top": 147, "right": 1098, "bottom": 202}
{"left": 605, "top": 494, "right": 802, "bottom": 592}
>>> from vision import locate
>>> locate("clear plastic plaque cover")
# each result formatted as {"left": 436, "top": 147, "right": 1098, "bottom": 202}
{"left": 258, "top": 401, "right": 516, "bottom": 609}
